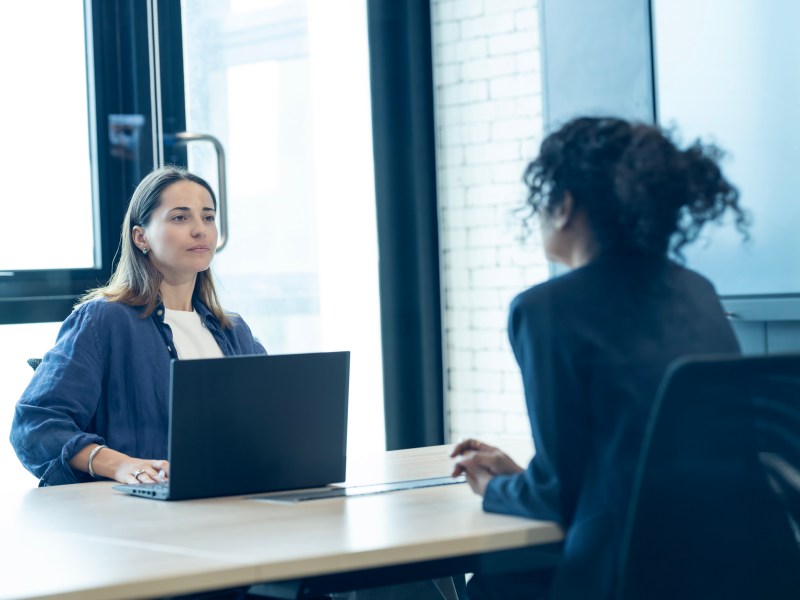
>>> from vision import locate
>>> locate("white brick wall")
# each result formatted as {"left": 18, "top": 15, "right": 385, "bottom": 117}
{"left": 431, "top": 0, "right": 549, "bottom": 443}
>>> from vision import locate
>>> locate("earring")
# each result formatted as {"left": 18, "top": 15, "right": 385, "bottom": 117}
{"left": 142, "top": 247, "right": 149, "bottom": 255}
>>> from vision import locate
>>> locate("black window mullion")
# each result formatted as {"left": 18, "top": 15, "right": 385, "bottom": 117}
{"left": 157, "top": 0, "right": 188, "bottom": 168}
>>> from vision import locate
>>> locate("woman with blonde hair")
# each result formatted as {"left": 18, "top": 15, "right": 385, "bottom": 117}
{"left": 11, "top": 166, "right": 265, "bottom": 487}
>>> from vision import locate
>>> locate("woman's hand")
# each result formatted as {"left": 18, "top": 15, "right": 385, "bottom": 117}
{"left": 69, "top": 444, "right": 169, "bottom": 484}
{"left": 115, "top": 458, "right": 170, "bottom": 485}
{"left": 450, "top": 439, "right": 524, "bottom": 496}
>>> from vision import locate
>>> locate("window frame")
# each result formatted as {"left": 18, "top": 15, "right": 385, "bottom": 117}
{"left": 0, "top": 0, "right": 186, "bottom": 325}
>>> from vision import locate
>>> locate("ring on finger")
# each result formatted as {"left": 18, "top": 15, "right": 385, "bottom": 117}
{"left": 133, "top": 468, "right": 147, "bottom": 481}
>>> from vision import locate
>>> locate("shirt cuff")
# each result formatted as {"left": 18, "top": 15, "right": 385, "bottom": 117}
{"left": 40, "top": 432, "right": 105, "bottom": 486}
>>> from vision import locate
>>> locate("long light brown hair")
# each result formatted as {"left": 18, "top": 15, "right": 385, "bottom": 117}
{"left": 78, "top": 166, "right": 232, "bottom": 328}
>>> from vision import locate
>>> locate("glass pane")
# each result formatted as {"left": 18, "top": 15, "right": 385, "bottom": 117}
{"left": 0, "top": 323, "right": 62, "bottom": 495}
{"left": 653, "top": 0, "right": 800, "bottom": 296}
{"left": 180, "top": 0, "right": 385, "bottom": 454}
{"left": 0, "top": 1, "right": 96, "bottom": 271}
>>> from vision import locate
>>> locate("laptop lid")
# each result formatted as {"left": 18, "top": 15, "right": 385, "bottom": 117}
{"left": 121, "top": 351, "right": 349, "bottom": 500}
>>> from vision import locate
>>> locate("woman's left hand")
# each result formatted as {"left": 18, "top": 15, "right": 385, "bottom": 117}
{"left": 116, "top": 458, "right": 170, "bottom": 484}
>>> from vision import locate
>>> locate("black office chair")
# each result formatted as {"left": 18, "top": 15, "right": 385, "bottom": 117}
{"left": 617, "top": 353, "right": 800, "bottom": 600}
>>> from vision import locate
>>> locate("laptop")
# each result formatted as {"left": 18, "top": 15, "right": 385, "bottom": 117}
{"left": 113, "top": 351, "right": 350, "bottom": 500}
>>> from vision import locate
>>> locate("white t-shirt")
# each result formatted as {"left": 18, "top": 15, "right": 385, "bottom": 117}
{"left": 164, "top": 308, "right": 224, "bottom": 359}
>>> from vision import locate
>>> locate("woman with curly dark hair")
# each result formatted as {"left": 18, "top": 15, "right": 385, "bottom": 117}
{"left": 452, "top": 117, "right": 749, "bottom": 600}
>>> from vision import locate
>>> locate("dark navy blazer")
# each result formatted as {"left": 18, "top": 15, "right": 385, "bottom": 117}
{"left": 10, "top": 298, "right": 266, "bottom": 486}
{"left": 483, "top": 254, "right": 740, "bottom": 599}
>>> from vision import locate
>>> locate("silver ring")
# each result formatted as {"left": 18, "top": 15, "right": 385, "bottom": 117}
{"left": 133, "top": 468, "right": 147, "bottom": 481}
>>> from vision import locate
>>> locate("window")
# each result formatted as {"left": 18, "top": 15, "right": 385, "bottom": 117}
{"left": 1, "top": 2, "right": 96, "bottom": 272}
{"left": 0, "top": 0, "right": 162, "bottom": 324}
{"left": 179, "top": 0, "right": 385, "bottom": 454}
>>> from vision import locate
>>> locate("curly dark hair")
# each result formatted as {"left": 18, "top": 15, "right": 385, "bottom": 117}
{"left": 519, "top": 117, "right": 749, "bottom": 259}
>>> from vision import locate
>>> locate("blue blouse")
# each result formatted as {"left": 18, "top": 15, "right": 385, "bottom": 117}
{"left": 10, "top": 298, "right": 266, "bottom": 486}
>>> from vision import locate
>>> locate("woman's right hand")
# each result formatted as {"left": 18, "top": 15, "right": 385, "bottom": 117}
{"left": 449, "top": 439, "right": 523, "bottom": 497}
{"left": 450, "top": 439, "right": 524, "bottom": 477}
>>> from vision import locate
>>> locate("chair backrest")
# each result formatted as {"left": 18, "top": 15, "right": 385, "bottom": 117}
{"left": 617, "top": 353, "right": 800, "bottom": 600}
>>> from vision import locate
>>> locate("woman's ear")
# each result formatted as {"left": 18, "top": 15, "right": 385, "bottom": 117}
{"left": 132, "top": 226, "right": 147, "bottom": 252}
{"left": 552, "top": 192, "right": 575, "bottom": 230}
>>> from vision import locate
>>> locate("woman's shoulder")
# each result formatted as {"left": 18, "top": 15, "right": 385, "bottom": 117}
{"left": 71, "top": 297, "right": 145, "bottom": 326}
{"left": 511, "top": 267, "right": 586, "bottom": 312}
{"left": 74, "top": 297, "right": 140, "bottom": 315}
{"left": 509, "top": 256, "right": 656, "bottom": 321}
{"left": 223, "top": 311, "right": 252, "bottom": 335}
{"left": 222, "top": 311, "right": 268, "bottom": 354}
{"left": 221, "top": 311, "right": 244, "bottom": 332}
{"left": 508, "top": 277, "right": 580, "bottom": 338}
{"left": 667, "top": 261, "right": 716, "bottom": 288}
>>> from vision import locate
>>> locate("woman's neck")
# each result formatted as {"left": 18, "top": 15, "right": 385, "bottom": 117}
{"left": 561, "top": 212, "right": 598, "bottom": 269}
{"left": 159, "top": 279, "right": 196, "bottom": 311}
{"left": 564, "top": 240, "right": 597, "bottom": 269}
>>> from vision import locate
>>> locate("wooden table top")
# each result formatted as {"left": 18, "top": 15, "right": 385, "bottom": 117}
{"left": 1, "top": 440, "right": 561, "bottom": 600}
